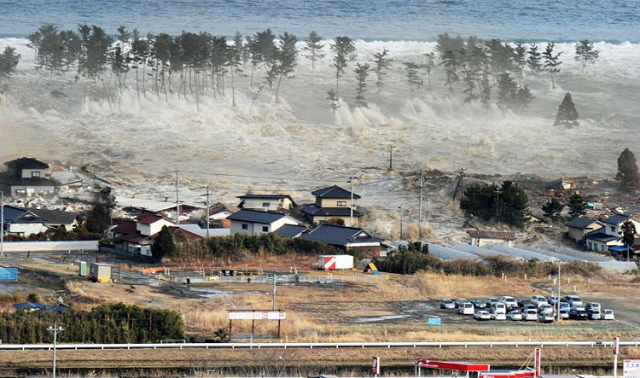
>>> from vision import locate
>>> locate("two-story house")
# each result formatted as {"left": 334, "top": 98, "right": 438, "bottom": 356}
{"left": 565, "top": 217, "right": 603, "bottom": 242}
{"left": 584, "top": 214, "right": 640, "bottom": 253}
{"left": 109, "top": 213, "right": 200, "bottom": 257}
{"left": 2, "top": 157, "right": 55, "bottom": 196}
{"left": 301, "top": 185, "right": 362, "bottom": 227}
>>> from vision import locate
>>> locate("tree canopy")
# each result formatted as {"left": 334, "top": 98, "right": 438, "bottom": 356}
{"left": 554, "top": 92, "right": 579, "bottom": 127}
{"left": 617, "top": 148, "right": 640, "bottom": 191}
{"left": 460, "top": 181, "right": 529, "bottom": 229}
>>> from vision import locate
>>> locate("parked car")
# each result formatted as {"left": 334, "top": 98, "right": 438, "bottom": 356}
{"left": 508, "top": 310, "right": 523, "bottom": 321}
{"left": 471, "top": 298, "right": 486, "bottom": 309}
{"left": 539, "top": 313, "right": 555, "bottom": 323}
{"left": 559, "top": 309, "right": 570, "bottom": 319}
{"left": 490, "top": 302, "right": 507, "bottom": 314}
{"left": 518, "top": 298, "right": 533, "bottom": 308}
{"left": 587, "top": 310, "right": 601, "bottom": 320}
{"left": 500, "top": 296, "right": 518, "bottom": 309}
{"left": 547, "top": 295, "right": 559, "bottom": 305}
{"left": 455, "top": 298, "right": 468, "bottom": 308}
{"left": 474, "top": 310, "right": 492, "bottom": 320}
{"left": 585, "top": 302, "right": 601, "bottom": 312}
{"left": 603, "top": 309, "right": 615, "bottom": 320}
{"left": 569, "top": 308, "right": 588, "bottom": 320}
{"left": 563, "top": 295, "right": 583, "bottom": 308}
{"left": 486, "top": 297, "right": 500, "bottom": 308}
{"left": 559, "top": 301, "right": 571, "bottom": 311}
{"left": 440, "top": 298, "right": 456, "bottom": 309}
{"left": 458, "top": 302, "right": 475, "bottom": 315}
{"left": 523, "top": 309, "right": 538, "bottom": 321}
{"left": 532, "top": 295, "right": 548, "bottom": 307}
{"left": 539, "top": 304, "right": 554, "bottom": 315}
{"left": 491, "top": 310, "right": 507, "bottom": 321}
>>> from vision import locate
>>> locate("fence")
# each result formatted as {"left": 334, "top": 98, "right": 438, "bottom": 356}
{"left": 0, "top": 240, "right": 99, "bottom": 252}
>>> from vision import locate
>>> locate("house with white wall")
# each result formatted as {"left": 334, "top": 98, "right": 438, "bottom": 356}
{"left": 227, "top": 209, "right": 301, "bottom": 236}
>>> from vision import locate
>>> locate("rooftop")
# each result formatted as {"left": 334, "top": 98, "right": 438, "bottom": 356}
{"left": 227, "top": 209, "right": 289, "bottom": 224}
{"left": 4, "top": 157, "right": 49, "bottom": 170}
{"left": 565, "top": 217, "right": 599, "bottom": 229}
{"left": 468, "top": 230, "right": 516, "bottom": 241}
{"left": 301, "top": 224, "right": 381, "bottom": 247}
{"left": 311, "top": 185, "right": 361, "bottom": 200}
{"left": 601, "top": 214, "right": 630, "bottom": 225}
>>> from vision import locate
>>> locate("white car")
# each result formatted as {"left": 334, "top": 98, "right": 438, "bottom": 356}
{"left": 563, "top": 295, "right": 583, "bottom": 308}
{"left": 458, "top": 302, "right": 475, "bottom": 315}
{"left": 500, "top": 296, "right": 518, "bottom": 309}
{"left": 474, "top": 311, "right": 492, "bottom": 321}
{"left": 508, "top": 310, "right": 523, "bottom": 321}
{"left": 603, "top": 309, "right": 615, "bottom": 320}
{"left": 523, "top": 309, "right": 538, "bottom": 321}
{"left": 559, "top": 309, "right": 570, "bottom": 319}
{"left": 539, "top": 304, "right": 554, "bottom": 315}
{"left": 491, "top": 311, "right": 507, "bottom": 321}
{"left": 532, "top": 295, "right": 548, "bottom": 307}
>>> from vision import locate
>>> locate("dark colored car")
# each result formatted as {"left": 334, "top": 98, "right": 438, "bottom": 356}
{"left": 440, "top": 298, "right": 456, "bottom": 309}
{"left": 570, "top": 309, "right": 589, "bottom": 320}
{"left": 471, "top": 298, "right": 486, "bottom": 309}
{"left": 486, "top": 298, "right": 499, "bottom": 308}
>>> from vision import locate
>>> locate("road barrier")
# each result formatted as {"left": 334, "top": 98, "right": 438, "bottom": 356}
{"left": 1, "top": 340, "right": 638, "bottom": 351}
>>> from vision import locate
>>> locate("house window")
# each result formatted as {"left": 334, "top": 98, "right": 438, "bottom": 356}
{"left": 16, "top": 189, "right": 26, "bottom": 195}
{"left": 242, "top": 224, "right": 248, "bottom": 230}
{"left": 262, "top": 202, "right": 270, "bottom": 208}
{"left": 588, "top": 242, "right": 592, "bottom": 250}
{"left": 262, "top": 226, "right": 269, "bottom": 232}
{"left": 31, "top": 171, "right": 41, "bottom": 178}
{"left": 610, "top": 226, "right": 615, "bottom": 234}
{"left": 337, "top": 201, "right": 347, "bottom": 207}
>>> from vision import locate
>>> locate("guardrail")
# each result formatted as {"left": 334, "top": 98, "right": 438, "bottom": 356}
{"left": 1, "top": 340, "right": 638, "bottom": 351}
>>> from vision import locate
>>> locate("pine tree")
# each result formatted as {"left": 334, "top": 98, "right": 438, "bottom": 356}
{"left": 151, "top": 226, "right": 177, "bottom": 259}
{"left": 542, "top": 42, "right": 562, "bottom": 89}
{"left": 616, "top": 148, "right": 640, "bottom": 191}
{"left": 554, "top": 92, "right": 579, "bottom": 127}
{"left": 424, "top": 52, "right": 436, "bottom": 93}
{"left": 496, "top": 73, "right": 518, "bottom": 113}
{"left": 77, "top": 25, "right": 114, "bottom": 80}
{"left": 440, "top": 50, "right": 459, "bottom": 94}
{"left": 330, "top": 36, "right": 356, "bottom": 98}
{"left": 574, "top": 39, "right": 600, "bottom": 72}
{"left": 527, "top": 43, "right": 542, "bottom": 74}
{"left": 86, "top": 187, "right": 116, "bottom": 234}
{"left": 372, "top": 48, "right": 391, "bottom": 92}
{"left": 567, "top": 193, "right": 586, "bottom": 219}
{"left": 303, "top": 31, "right": 325, "bottom": 70}
{"left": 0, "top": 46, "right": 20, "bottom": 86}
{"left": 513, "top": 85, "right": 534, "bottom": 113}
{"left": 354, "top": 62, "right": 370, "bottom": 107}
{"left": 269, "top": 32, "right": 298, "bottom": 103}
{"left": 403, "top": 62, "right": 423, "bottom": 100}
{"left": 620, "top": 220, "right": 636, "bottom": 260}
{"left": 479, "top": 69, "right": 491, "bottom": 109}
{"left": 513, "top": 42, "right": 526, "bottom": 83}
{"left": 542, "top": 198, "right": 564, "bottom": 220}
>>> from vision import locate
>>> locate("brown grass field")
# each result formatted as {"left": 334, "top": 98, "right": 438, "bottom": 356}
{"left": 2, "top": 255, "right": 640, "bottom": 374}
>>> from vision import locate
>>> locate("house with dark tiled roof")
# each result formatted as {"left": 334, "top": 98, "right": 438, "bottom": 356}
{"left": 300, "top": 224, "right": 384, "bottom": 257}
{"left": 273, "top": 224, "right": 308, "bottom": 238}
{"left": 227, "top": 209, "right": 302, "bottom": 236}
{"left": 468, "top": 230, "right": 516, "bottom": 247}
{"left": 1, "top": 205, "right": 77, "bottom": 238}
{"left": 565, "top": 217, "right": 603, "bottom": 242}
{"left": 584, "top": 214, "right": 640, "bottom": 253}
{"left": 236, "top": 194, "right": 296, "bottom": 212}
{"left": 2, "top": 157, "right": 55, "bottom": 196}
{"left": 108, "top": 213, "right": 200, "bottom": 257}
{"left": 301, "top": 185, "right": 361, "bottom": 227}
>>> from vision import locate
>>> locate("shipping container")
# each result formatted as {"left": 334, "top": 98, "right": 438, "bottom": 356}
{"left": 0, "top": 267, "right": 18, "bottom": 281}
{"left": 318, "top": 255, "right": 354, "bottom": 270}
{"left": 89, "top": 263, "right": 112, "bottom": 283}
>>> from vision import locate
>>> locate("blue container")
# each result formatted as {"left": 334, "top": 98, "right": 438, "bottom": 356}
{"left": 0, "top": 267, "right": 18, "bottom": 281}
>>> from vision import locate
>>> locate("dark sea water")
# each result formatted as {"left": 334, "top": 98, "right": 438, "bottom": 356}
{"left": 0, "top": 0, "right": 639, "bottom": 42}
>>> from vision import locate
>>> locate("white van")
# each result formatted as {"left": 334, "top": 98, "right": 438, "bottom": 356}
{"left": 458, "top": 302, "right": 474, "bottom": 315}
{"left": 585, "top": 302, "right": 601, "bottom": 312}
{"left": 562, "top": 295, "right": 583, "bottom": 308}
{"left": 491, "top": 302, "right": 507, "bottom": 314}
{"left": 532, "top": 295, "right": 548, "bottom": 307}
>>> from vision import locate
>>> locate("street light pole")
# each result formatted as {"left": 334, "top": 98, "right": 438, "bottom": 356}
{"left": 47, "top": 323, "right": 64, "bottom": 378}
{"left": 348, "top": 176, "right": 356, "bottom": 226}
{"left": 399, "top": 205, "right": 404, "bottom": 240}
{"left": 557, "top": 262, "right": 562, "bottom": 323}
{"left": 272, "top": 274, "right": 277, "bottom": 310}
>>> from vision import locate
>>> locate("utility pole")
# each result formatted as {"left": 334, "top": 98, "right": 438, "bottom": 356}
{"left": 47, "top": 323, "right": 64, "bottom": 378}
{"left": 1, "top": 190, "right": 4, "bottom": 258}
{"left": 175, "top": 171, "right": 180, "bottom": 224}
{"left": 452, "top": 167, "right": 466, "bottom": 201}
{"left": 557, "top": 261, "right": 561, "bottom": 323}
{"left": 203, "top": 186, "right": 211, "bottom": 238}
{"left": 388, "top": 145, "right": 394, "bottom": 171}
{"left": 399, "top": 205, "right": 404, "bottom": 240}
{"left": 419, "top": 169, "right": 423, "bottom": 240}
{"left": 495, "top": 186, "right": 502, "bottom": 220}
{"left": 272, "top": 274, "right": 277, "bottom": 310}
{"left": 348, "top": 176, "right": 356, "bottom": 226}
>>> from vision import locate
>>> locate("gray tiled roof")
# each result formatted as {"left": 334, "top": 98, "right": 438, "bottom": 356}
{"left": 565, "top": 217, "right": 599, "bottom": 229}
{"left": 4, "top": 157, "right": 49, "bottom": 170}
{"left": 311, "top": 185, "right": 361, "bottom": 199}
{"left": 301, "top": 203, "right": 362, "bottom": 217}
{"left": 301, "top": 224, "right": 381, "bottom": 247}
{"left": 227, "top": 209, "right": 287, "bottom": 224}
{"left": 601, "top": 214, "right": 630, "bottom": 225}
{"left": 274, "top": 224, "right": 308, "bottom": 238}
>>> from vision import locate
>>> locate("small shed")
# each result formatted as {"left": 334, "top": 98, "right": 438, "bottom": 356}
{"left": 89, "top": 263, "right": 111, "bottom": 283}
{"left": 468, "top": 230, "right": 516, "bottom": 247}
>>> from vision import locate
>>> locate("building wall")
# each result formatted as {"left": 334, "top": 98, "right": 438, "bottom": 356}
{"left": 605, "top": 220, "right": 640, "bottom": 237}
{"left": 137, "top": 219, "right": 173, "bottom": 236}
{"left": 471, "top": 237, "right": 514, "bottom": 248}
{"left": 11, "top": 185, "right": 55, "bottom": 196}
{"left": 230, "top": 217, "right": 298, "bottom": 236}
{"left": 21, "top": 168, "right": 48, "bottom": 178}
{"left": 7, "top": 223, "right": 48, "bottom": 237}
{"left": 241, "top": 198, "right": 294, "bottom": 211}
{"left": 318, "top": 198, "right": 355, "bottom": 208}
{"left": 312, "top": 215, "right": 358, "bottom": 227}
